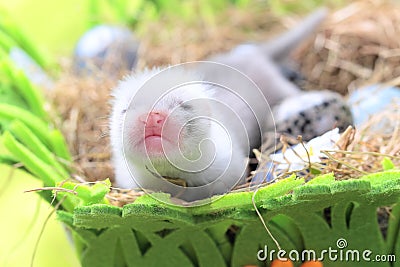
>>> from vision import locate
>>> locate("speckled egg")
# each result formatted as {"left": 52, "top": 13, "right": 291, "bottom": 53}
{"left": 271, "top": 90, "right": 353, "bottom": 141}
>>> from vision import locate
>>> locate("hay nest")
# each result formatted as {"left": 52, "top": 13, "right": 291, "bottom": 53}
{"left": 295, "top": 0, "right": 400, "bottom": 94}
{"left": 49, "top": 1, "right": 400, "bottom": 206}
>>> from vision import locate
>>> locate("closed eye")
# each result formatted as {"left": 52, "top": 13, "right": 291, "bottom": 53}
{"left": 168, "top": 99, "right": 193, "bottom": 111}
{"left": 180, "top": 103, "right": 193, "bottom": 111}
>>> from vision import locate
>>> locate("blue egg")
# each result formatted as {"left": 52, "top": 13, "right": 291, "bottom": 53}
{"left": 348, "top": 84, "right": 400, "bottom": 126}
{"left": 74, "top": 25, "right": 139, "bottom": 74}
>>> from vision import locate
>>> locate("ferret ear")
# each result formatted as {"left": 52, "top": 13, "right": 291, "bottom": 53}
{"left": 110, "top": 67, "right": 164, "bottom": 114}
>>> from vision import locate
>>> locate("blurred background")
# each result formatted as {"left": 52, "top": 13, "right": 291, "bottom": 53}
{"left": 1, "top": 0, "right": 335, "bottom": 57}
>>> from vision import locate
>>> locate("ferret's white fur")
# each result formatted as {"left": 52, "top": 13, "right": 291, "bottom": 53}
{"left": 110, "top": 67, "right": 249, "bottom": 200}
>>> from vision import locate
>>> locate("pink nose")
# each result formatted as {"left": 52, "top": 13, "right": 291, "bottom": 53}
{"left": 139, "top": 111, "right": 166, "bottom": 127}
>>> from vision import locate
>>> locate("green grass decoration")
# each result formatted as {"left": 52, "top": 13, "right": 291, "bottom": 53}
{"left": 8, "top": 121, "right": 68, "bottom": 176}
{"left": 58, "top": 179, "right": 111, "bottom": 206}
{"left": 382, "top": 157, "right": 396, "bottom": 171}
{"left": 0, "top": 58, "right": 48, "bottom": 119}
{"left": 0, "top": 27, "right": 72, "bottom": 208}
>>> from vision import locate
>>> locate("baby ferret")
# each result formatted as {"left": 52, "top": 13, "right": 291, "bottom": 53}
{"left": 110, "top": 9, "right": 328, "bottom": 201}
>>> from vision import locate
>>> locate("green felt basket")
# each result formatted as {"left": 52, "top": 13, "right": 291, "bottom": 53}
{"left": 55, "top": 171, "right": 400, "bottom": 267}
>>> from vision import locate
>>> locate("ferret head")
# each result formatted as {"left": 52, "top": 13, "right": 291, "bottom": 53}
{"left": 110, "top": 67, "right": 214, "bottom": 179}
